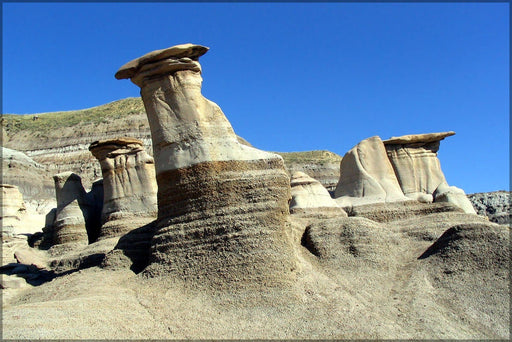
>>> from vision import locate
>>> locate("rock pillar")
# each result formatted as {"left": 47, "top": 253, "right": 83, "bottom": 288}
{"left": 89, "top": 138, "right": 157, "bottom": 240}
{"left": 115, "top": 43, "right": 296, "bottom": 288}
{"left": 52, "top": 172, "right": 89, "bottom": 246}
{"left": 383, "top": 132, "right": 454, "bottom": 202}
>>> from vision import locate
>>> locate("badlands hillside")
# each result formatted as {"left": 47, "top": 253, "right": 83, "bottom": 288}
{"left": 1, "top": 43, "right": 510, "bottom": 340}
{"left": 1, "top": 97, "right": 341, "bottom": 199}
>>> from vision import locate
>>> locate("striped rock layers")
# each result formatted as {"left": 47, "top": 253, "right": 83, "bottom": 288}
{"left": 0, "top": 184, "right": 26, "bottom": 236}
{"left": 290, "top": 172, "right": 347, "bottom": 218}
{"left": 51, "top": 172, "right": 90, "bottom": 246}
{"left": 116, "top": 43, "right": 296, "bottom": 288}
{"left": 89, "top": 138, "right": 157, "bottom": 240}
{"left": 383, "top": 132, "right": 454, "bottom": 202}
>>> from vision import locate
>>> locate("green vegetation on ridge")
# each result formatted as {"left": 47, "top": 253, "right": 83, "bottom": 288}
{"left": 1, "top": 98, "right": 145, "bottom": 135}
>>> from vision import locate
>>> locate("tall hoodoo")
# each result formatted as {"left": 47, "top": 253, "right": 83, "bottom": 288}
{"left": 89, "top": 138, "right": 157, "bottom": 240}
{"left": 383, "top": 131, "right": 454, "bottom": 202}
{"left": 116, "top": 43, "right": 296, "bottom": 288}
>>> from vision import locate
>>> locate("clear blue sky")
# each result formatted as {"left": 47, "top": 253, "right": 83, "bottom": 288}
{"left": 2, "top": 2, "right": 509, "bottom": 194}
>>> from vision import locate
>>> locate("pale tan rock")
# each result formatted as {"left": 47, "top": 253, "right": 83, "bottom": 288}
{"left": 0, "top": 184, "right": 26, "bottom": 236}
{"left": 51, "top": 172, "right": 89, "bottom": 247}
{"left": 334, "top": 136, "right": 407, "bottom": 206}
{"left": 383, "top": 131, "right": 454, "bottom": 199}
{"left": 116, "top": 43, "right": 296, "bottom": 289}
{"left": 89, "top": 138, "right": 157, "bottom": 240}
{"left": 433, "top": 182, "right": 477, "bottom": 214}
{"left": 290, "top": 171, "right": 347, "bottom": 218}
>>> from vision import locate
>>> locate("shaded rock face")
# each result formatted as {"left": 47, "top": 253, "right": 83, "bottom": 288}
{"left": 334, "top": 136, "right": 407, "bottom": 206}
{"left": 383, "top": 132, "right": 454, "bottom": 201}
{"left": 51, "top": 172, "right": 90, "bottom": 247}
{"left": 89, "top": 138, "right": 157, "bottom": 240}
{"left": 0, "top": 184, "right": 26, "bottom": 236}
{"left": 116, "top": 43, "right": 296, "bottom": 288}
{"left": 468, "top": 191, "right": 510, "bottom": 224}
{"left": 290, "top": 171, "right": 347, "bottom": 218}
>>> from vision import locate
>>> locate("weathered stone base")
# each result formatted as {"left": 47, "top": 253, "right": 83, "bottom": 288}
{"left": 144, "top": 158, "right": 297, "bottom": 289}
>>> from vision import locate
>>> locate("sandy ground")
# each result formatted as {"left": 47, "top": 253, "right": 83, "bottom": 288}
{"left": 1, "top": 210, "right": 509, "bottom": 339}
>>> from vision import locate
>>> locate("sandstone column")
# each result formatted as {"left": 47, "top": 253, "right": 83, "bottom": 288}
{"left": 115, "top": 43, "right": 296, "bottom": 288}
{"left": 383, "top": 131, "right": 454, "bottom": 202}
{"left": 52, "top": 172, "right": 89, "bottom": 246}
{"left": 89, "top": 138, "right": 157, "bottom": 240}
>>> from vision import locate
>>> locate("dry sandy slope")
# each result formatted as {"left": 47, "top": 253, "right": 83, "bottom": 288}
{"left": 2, "top": 211, "right": 509, "bottom": 339}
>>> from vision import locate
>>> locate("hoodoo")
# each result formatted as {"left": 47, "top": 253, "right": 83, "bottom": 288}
{"left": 116, "top": 43, "right": 296, "bottom": 288}
{"left": 89, "top": 138, "right": 157, "bottom": 240}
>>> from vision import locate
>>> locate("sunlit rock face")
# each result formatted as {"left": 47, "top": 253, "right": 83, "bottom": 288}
{"left": 383, "top": 132, "right": 455, "bottom": 202}
{"left": 51, "top": 172, "right": 90, "bottom": 247}
{"left": 290, "top": 171, "right": 347, "bottom": 218}
{"left": 334, "top": 136, "right": 408, "bottom": 207}
{"left": 116, "top": 43, "right": 296, "bottom": 289}
{"left": 0, "top": 184, "right": 26, "bottom": 236}
{"left": 89, "top": 138, "right": 157, "bottom": 240}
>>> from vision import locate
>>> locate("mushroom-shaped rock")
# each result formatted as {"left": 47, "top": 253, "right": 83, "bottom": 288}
{"left": 290, "top": 172, "right": 347, "bottom": 218}
{"left": 116, "top": 44, "right": 296, "bottom": 289}
{"left": 334, "top": 136, "right": 408, "bottom": 207}
{"left": 0, "top": 184, "right": 26, "bottom": 236}
{"left": 89, "top": 138, "right": 157, "bottom": 240}
{"left": 51, "top": 172, "right": 90, "bottom": 247}
{"left": 383, "top": 131, "right": 454, "bottom": 201}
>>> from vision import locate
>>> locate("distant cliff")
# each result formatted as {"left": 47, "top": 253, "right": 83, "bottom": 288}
{"left": 2, "top": 98, "right": 342, "bottom": 199}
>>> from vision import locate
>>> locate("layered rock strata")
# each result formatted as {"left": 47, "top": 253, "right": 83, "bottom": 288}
{"left": 51, "top": 172, "right": 90, "bottom": 247}
{"left": 1, "top": 147, "right": 54, "bottom": 200}
{"left": 89, "top": 138, "right": 157, "bottom": 240}
{"left": 383, "top": 132, "right": 454, "bottom": 202}
{"left": 290, "top": 171, "right": 347, "bottom": 218}
{"left": 334, "top": 136, "right": 407, "bottom": 206}
{"left": 116, "top": 43, "right": 296, "bottom": 288}
{"left": 0, "top": 184, "right": 26, "bottom": 236}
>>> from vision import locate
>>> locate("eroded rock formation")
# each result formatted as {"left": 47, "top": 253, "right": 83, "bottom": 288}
{"left": 433, "top": 182, "right": 476, "bottom": 214}
{"left": 116, "top": 43, "right": 296, "bottom": 288}
{"left": 0, "top": 184, "right": 26, "bottom": 236}
{"left": 290, "top": 171, "right": 347, "bottom": 218}
{"left": 89, "top": 138, "right": 157, "bottom": 240}
{"left": 383, "top": 131, "right": 454, "bottom": 202}
{"left": 51, "top": 172, "right": 90, "bottom": 247}
{"left": 334, "top": 136, "right": 407, "bottom": 206}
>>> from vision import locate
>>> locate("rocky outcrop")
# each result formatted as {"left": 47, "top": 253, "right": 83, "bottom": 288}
{"left": 278, "top": 151, "right": 342, "bottom": 192}
{"left": 50, "top": 172, "right": 92, "bottom": 248}
{"left": 116, "top": 43, "right": 296, "bottom": 289}
{"left": 0, "top": 184, "right": 26, "bottom": 236}
{"left": 433, "top": 182, "right": 476, "bottom": 214}
{"left": 89, "top": 138, "right": 157, "bottom": 240}
{"left": 383, "top": 132, "right": 454, "bottom": 202}
{"left": 334, "top": 136, "right": 407, "bottom": 206}
{"left": 1, "top": 147, "right": 54, "bottom": 200}
{"left": 468, "top": 191, "right": 510, "bottom": 224}
{"left": 290, "top": 171, "right": 346, "bottom": 218}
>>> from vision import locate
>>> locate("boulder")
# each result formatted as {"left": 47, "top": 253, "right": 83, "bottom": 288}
{"left": 116, "top": 43, "right": 297, "bottom": 289}
{"left": 383, "top": 131, "right": 454, "bottom": 201}
{"left": 334, "top": 136, "right": 407, "bottom": 206}
{"left": 433, "top": 182, "right": 476, "bottom": 214}
{"left": 0, "top": 184, "right": 26, "bottom": 236}
{"left": 89, "top": 138, "right": 157, "bottom": 240}
{"left": 290, "top": 171, "right": 347, "bottom": 218}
